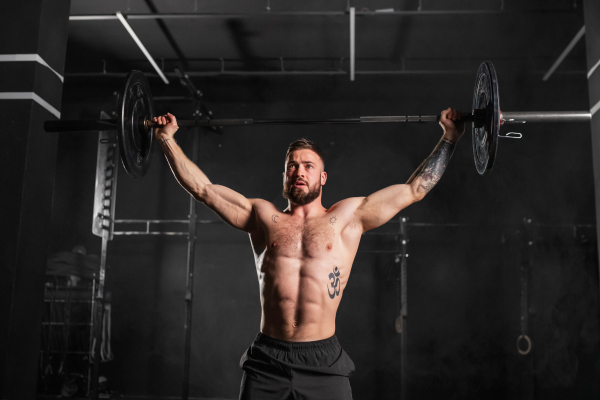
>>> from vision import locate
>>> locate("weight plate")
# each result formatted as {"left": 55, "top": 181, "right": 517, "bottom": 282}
{"left": 118, "top": 70, "right": 154, "bottom": 178}
{"left": 472, "top": 61, "right": 500, "bottom": 176}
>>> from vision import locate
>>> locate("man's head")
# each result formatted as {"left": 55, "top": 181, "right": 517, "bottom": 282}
{"left": 282, "top": 139, "right": 327, "bottom": 206}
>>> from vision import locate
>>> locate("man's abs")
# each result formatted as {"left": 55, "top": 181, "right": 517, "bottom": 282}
{"left": 259, "top": 257, "right": 346, "bottom": 341}
{"left": 249, "top": 202, "right": 362, "bottom": 341}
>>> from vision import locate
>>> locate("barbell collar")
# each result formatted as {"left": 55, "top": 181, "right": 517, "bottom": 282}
{"left": 501, "top": 111, "right": 591, "bottom": 124}
{"left": 44, "top": 119, "right": 118, "bottom": 132}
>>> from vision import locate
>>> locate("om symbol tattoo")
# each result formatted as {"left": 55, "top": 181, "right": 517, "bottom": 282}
{"left": 327, "top": 267, "right": 341, "bottom": 299}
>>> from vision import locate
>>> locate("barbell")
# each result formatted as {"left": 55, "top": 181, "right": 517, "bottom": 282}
{"left": 44, "top": 61, "right": 591, "bottom": 178}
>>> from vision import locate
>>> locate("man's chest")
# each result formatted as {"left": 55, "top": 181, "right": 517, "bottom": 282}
{"left": 266, "top": 216, "right": 337, "bottom": 257}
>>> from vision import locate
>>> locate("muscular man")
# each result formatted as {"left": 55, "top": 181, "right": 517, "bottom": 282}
{"left": 153, "top": 109, "right": 464, "bottom": 399}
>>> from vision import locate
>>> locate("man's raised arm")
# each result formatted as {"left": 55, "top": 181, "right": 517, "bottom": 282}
{"left": 154, "top": 113, "right": 255, "bottom": 232}
{"left": 355, "top": 108, "right": 465, "bottom": 232}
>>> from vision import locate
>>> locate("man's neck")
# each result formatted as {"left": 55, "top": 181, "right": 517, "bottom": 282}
{"left": 284, "top": 197, "right": 326, "bottom": 218}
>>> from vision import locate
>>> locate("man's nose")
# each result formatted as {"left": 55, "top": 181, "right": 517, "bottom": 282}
{"left": 293, "top": 167, "right": 305, "bottom": 177}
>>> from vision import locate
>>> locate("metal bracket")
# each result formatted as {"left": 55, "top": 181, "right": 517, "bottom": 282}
{"left": 499, "top": 132, "right": 522, "bottom": 139}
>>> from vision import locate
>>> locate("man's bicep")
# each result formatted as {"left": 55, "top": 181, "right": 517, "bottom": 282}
{"left": 202, "top": 184, "right": 256, "bottom": 232}
{"left": 356, "top": 184, "right": 417, "bottom": 232}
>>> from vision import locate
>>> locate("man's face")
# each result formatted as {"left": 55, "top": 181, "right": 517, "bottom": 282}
{"left": 282, "top": 149, "right": 327, "bottom": 206}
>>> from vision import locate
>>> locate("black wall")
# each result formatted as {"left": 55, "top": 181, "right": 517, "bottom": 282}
{"left": 47, "top": 62, "right": 599, "bottom": 399}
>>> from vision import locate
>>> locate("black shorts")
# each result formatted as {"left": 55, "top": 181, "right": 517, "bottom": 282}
{"left": 239, "top": 333, "right": 355, "bottom": 400}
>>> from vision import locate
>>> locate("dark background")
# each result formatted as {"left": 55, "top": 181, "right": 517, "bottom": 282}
{"left": 43, "top": 0, "right": 599, "bottom": 399}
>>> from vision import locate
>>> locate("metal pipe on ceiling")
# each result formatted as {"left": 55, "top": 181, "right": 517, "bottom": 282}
{"left": 64, "top": 69, "right": 475, "bottom": 78}
{"left": 542, "top": 25, "right": 585, "bottom": 81}
{"left": 115, "top": 11, "right": 169, "bottom": 84}
{"left": 69, "top": 9, "right": 564, "bottom": 21}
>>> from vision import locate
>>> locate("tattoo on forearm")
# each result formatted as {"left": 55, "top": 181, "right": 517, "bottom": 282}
{"left": 160, "top": 138, "right": 171, "bottom": 145}
{"left": 327, "top": 267, "right": 341, "bottom": 299}
{"left": 406, "top": 138, "right": 456, "bottom": 192}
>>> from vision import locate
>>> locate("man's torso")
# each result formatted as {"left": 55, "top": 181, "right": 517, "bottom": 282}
{"left": 248, "top": 198, "right": 364, "bottom": 341}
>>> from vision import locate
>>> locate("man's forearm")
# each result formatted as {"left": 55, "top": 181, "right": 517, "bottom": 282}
{"left": 406, "top": 135, "right": 457, "bottom": 194}
{"left": 159, "top": 137, "right": 211, "bottom": 198}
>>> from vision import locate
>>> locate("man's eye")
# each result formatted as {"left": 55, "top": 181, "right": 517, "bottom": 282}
{"left": 306, "top": 165, "right": 313, "bottom": 169}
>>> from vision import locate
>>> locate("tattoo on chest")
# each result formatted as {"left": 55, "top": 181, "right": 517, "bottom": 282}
{"left": 327, "top": 267, "right": 341, "bottom": 299}
{"left": 329, "top": 215, "right": 337, "bottom": 225}
{"left": 271, "top": 214, "right": 279, "bottom": 223}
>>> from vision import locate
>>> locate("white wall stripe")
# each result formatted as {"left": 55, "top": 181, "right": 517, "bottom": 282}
{"left": 591, "top": 99, "right": 600, "bottom": 117}
{"left": 0, "top": 92, "right": 61, "bottom": 118}
{"left": 588, "top": 58, "right": 600, "bottom": 80}
{"left": 0, "top": 54, "right": 64, "bottom": 82}
{"left": 116, "top": 12, "right": 169, "bottom": 84}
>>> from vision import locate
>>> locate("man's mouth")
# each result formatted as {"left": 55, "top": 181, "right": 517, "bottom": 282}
{"left": 293, "top": 180, "right": 307, "bottom": 187}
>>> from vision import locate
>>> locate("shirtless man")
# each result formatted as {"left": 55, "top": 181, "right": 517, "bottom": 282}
{"left": 153, "top": 108, "right": 465, "bottom": 399}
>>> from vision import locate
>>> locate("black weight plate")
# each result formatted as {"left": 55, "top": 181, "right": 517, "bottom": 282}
{"left": 472, "top": 61, "right": 500, "bottom": 176}
{"left": 118, "top": 70, "right": 154, "bottom": 178}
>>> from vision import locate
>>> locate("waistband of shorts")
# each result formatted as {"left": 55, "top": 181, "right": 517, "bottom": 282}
{"left": 255, "top": 332, "right": 340, "bottom": 352}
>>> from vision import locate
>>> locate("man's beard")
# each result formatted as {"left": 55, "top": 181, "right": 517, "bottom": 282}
{"left": 282, "top": 179, "right": 321, "bottom": 206}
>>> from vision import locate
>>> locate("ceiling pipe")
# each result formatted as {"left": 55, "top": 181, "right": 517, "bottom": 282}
{"left": 542, "top": 25, "right": 585, "bottom": 81}
{"left": 116, "top": 11, "right": 169, "bottom": 84}
{"left": 69, "top": 9, "right": 574, "bottom": 21}
{"left": 65, "top": 69, "right": 475, "bottom": 78}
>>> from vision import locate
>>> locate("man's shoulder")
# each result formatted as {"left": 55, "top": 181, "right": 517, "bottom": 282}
{"left": 249, "top": 198, "right": 280, "bottom": 212}
{"left": 328, "top": 197, "right": 365, "bottom": 213}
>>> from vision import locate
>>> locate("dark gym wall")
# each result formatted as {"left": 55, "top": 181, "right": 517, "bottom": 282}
{"left": 50, "top": 57, "right": 599, "bottom": 399}
{"left": 0, "top": 1, "right": 71, "bottom": 398}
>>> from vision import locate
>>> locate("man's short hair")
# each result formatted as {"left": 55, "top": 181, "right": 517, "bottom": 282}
{"left": 285, "top": 138, "right": 325, "bottom": 170}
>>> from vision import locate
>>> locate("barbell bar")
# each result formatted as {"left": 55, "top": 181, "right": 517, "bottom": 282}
{"left": 44, "top": 61, "right": 591, "bottom": 178}
{"left": 43, "top": 111, "right": 590, "bottom": 130}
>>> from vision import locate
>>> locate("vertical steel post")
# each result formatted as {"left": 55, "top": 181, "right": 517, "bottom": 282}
{"left": 349, "top": 7, "right": 355, "bottom": 81}
{"left": 582, "top": 0, "right": 600, "bottom": 303}
{"left": 399, "top": 217, "right": 409, "bottom": 400}
{"left": 90, "top": 232, "right": 108, "bottom": 399}
{"left": 182, "top": 133, "right": 199, "bottom": 400}
{"left": 90, "top": 121, "right": 118, "bottom": 399}
{"left": 517, "top": 218, "right": 535, "bottom": 400}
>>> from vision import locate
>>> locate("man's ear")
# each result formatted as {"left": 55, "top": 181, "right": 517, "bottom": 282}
{"left": 321, "top": 171, "right": 327, "bottom": 186}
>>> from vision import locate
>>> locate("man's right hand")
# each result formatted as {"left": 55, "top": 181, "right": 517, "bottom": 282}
{"left": 153, "top": 113, "right": 179, "bottom": 142}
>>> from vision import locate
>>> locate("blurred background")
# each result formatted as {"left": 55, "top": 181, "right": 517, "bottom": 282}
{"left": 4, "top": 0, "right": 600, "bottom": 399}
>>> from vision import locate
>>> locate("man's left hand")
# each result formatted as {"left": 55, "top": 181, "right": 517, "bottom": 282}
{"left": 439, "top": 108, "right": 465, "bottom": 142}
